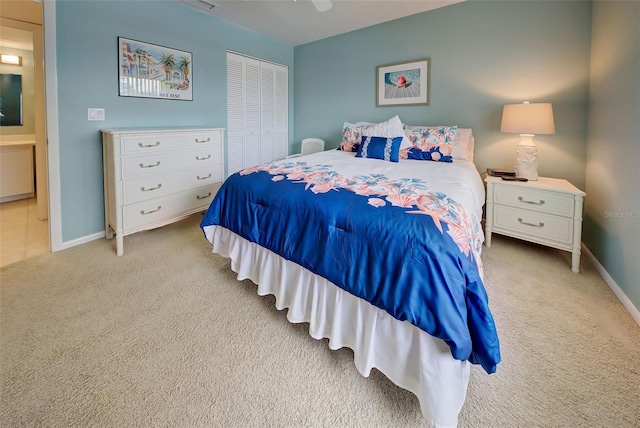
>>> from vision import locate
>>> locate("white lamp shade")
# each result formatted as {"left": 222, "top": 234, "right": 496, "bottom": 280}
{"left": 501, "top": 102, "right": 555, "bottom": 135}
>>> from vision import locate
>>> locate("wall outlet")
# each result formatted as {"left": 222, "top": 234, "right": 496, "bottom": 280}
{"left": 88, "top": 108, "right": 105, "bottom": 121}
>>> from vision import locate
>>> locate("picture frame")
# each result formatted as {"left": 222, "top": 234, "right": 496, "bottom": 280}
{"left": 118, "top": 37, "right": 193, "bottom": 101}
{"left": 376, "top": 58, "right": 429, "bottom": 107}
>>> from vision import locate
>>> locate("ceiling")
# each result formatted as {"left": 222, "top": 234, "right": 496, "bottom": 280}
{"left": 179, "top": 0, "right": 465, "bottom": 46}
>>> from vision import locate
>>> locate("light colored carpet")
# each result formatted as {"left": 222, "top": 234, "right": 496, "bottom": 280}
{"left": 1, "top": 214, "right": 639, "bottom": 427}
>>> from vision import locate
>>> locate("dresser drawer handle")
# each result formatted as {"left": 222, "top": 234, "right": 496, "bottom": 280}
{"left": 196, "top": 192, "right": 212, "bottom": 200}
{"left": 197, "top": 173, "right": 212, "bottom": 180}
{"left": 518, "top": 196, "right": 545, "bottom": 205}
{"left": 138, "top": 141, "right": 160, "bottom": 148}
{"left": 196, "top": 154, "right": 211, "bottom": 161}
{"left": 140, "top": 206, "right": 162, "bottom": 215}
{"left": 518, "top": 218, "right": 544, "bottom": 228}
{"left": 195, "top": 137, "right": 211, "bottom": 143}
{"left": 140, "top": 184, "right": 162, "bottom": 192}
{"left": 139, "top": 161, "right": 161, "bottom": 168}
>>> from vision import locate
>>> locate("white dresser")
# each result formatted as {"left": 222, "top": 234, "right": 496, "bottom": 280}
{"left": 485, "top": 176, "right": 586, "bottom": 273}
{"left": 101, "top": 127, "right": 224, "bottom": 256}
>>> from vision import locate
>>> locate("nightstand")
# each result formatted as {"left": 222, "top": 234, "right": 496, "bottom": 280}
{"left": 485, "top": 176, "right": 586, "bottom": 273}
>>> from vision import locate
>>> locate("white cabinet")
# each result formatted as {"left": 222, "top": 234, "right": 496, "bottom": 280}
{"left": 485, "top": 176, "right": 586, "bottom": 273}
{"left": 0, "top": 141, "right": 35, "bottom": 203}
{"left": 101, "top": 127, "right": 224, "bottom": 256}
{"left": 227, "top": 52, "right": 288, "bottom": 177}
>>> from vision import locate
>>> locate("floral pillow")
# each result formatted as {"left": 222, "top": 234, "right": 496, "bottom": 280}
{"left": 400, "top": 125, "right": 457, "bottom": 163}
{"left": 338, "top": 122, "right": 369, "bottom": 152}
{"left": 355, "top": 136, "right": 403, "bottom": 162}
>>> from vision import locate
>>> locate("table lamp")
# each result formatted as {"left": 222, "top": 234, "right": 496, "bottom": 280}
{"left": 500, "top": 101, "right": 555, "bottom": 180}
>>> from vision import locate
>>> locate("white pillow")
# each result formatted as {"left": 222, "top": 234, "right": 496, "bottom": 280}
{"left": 452, "top": 128, "right": 474, "bottom": 162}
{"left": 362, "top": 115, "right": 412, "bottom": 149}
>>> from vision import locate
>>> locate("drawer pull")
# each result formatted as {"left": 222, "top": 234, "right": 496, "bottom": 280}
{"left": 196, "top": 192, "right": 212, "bottom": 200}
{"left": 139, "top": 161, "right": 161, "bottom": 168}
{"left": 518, "top": 218, "right": 544, "bottom": 228}
{"left": 196, "top": 154, "right": 212, "bottom": 161}
{"left": 195, "top": 137, "right": 211, "bottom": 143}
{"left": 140, "top": 206, "right": 162, "bottom": 215}
{"left": 140, "top": 184, "right": 162, "bottom": 192}
{"left": 138, "top": 141, "right": 160, "bottom": 148}
{"left": 518, "top": 196, "right": 545, "bottom": 205}
{"left": 197, "top": 173, "right": 212, "bottom": 180}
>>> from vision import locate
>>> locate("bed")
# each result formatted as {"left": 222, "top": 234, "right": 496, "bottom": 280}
{"left": 200, "top": 121, "right": 500, "bottom": 428}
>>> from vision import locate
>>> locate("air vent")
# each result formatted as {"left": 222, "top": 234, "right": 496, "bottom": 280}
{"left": 179, "top": 0, "right": 217, "bottom": 14}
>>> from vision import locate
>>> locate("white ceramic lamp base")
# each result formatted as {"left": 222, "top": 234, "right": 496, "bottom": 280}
{"left": 514, "top": 134, "right": 538, "bottom": 180}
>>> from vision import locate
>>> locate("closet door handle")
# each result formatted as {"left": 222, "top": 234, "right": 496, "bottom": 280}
{"left": 139, "top": 161, "right": 161, "bottom": 168}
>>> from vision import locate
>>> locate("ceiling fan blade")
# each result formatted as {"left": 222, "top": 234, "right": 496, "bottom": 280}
{"left": 311, "top": 0, "right": 333, "bottom": 12}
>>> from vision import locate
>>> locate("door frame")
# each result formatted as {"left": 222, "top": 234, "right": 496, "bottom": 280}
{"left": 0, "top": 16, "right": 48, "bottom": 221}
{"left": 43, "top": 0, "right": 63, "bottom": 251}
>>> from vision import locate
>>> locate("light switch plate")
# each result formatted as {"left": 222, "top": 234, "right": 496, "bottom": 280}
{"left": 88, "top": 108, "right": 105, "bottom": 121}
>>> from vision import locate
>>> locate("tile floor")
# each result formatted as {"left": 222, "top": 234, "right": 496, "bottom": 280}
{"left": 0, "top": 197, "right": 49, "bottom": 268}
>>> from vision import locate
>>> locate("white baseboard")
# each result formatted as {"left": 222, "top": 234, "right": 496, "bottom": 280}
{"left": 582, "top": 243, "right": 640, "bottom": 327}
{"left": 57, "top": 231, "right": 105, "bottom": 251}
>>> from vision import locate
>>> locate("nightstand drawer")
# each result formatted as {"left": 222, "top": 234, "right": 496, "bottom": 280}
{"left": 493, "top": 205, "right": 573, "bottom": 246}
{"left": 494, "top": 185, "right": 574, "bottom": 217}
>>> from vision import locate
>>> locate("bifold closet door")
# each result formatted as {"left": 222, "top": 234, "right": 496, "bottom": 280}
{"left": 227, "top": 54, "right": 260, "bottom": 176}
{"left": 227, "top": 52, "right": 288, "bottom": 177}
{"left": 261, "top": 62, "right": 288, "bottom": 164}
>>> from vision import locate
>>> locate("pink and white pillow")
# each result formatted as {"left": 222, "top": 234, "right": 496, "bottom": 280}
{"left": 401, "top": 126, "right": 457, "bottom": 162}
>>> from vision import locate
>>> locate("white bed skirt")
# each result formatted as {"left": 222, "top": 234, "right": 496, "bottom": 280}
{"left": 204, "top": 225, "right": 470, "bottom": 428}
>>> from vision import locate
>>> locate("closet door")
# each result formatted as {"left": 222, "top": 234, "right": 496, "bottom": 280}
{"left": 226, "top": 53, "right": 244, "bottom": 176}
{"left": 261, "top": 62, "right": 288, "bottom": 163}
{"left": 273, "top": 65, "right": 289, "bottom": 161}
{"left": 227, "top": 52, "right": 288, "bottom": 177}
{"left": 260, "top": 63, "right": 275, "bottom": 164}
{"left": 243, "top": 57, "right": 261, "bottom": 169}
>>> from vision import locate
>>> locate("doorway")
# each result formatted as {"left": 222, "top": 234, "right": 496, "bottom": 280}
{"left": 0, "top": 2, "right": 49, "bottom": 267}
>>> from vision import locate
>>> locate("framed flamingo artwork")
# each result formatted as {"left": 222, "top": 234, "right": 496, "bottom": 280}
{"left": 118, "top": 37, "right": 193, "bottom": 101}
{"left": 376, "top": 58, "right": 429, "bottom": 107}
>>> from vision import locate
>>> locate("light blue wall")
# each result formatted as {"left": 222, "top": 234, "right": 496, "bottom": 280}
{"left": 56, "top": 0, "right": 293, "bottom": 242}
{"left": 294, "top": 1, "right": 592, "bottom": 190}
{"left": 584, "top": 1, "right": 640, "bottom": 314}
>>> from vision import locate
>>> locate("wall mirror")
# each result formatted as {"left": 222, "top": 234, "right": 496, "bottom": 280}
{"left": 0, "top": 73, "right": 23, "bottom": 126}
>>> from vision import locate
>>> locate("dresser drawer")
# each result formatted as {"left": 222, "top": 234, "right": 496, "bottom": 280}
{"left": 122, "top": 165, "right": 223, "bottom": 205}
{"left": 494, "top": 185, "right": 574, "bottom": 217}
{"left": 493, "top": 205, "right": 573, "bottom": 246}
{"left": 121, "top": 131, "right": 220, "bottom": 155}
{"left": 122, "top": 148, "right": 220, "bottom": 179}
{"left": 123, "top": 186, "right": 217, "bottom": 230}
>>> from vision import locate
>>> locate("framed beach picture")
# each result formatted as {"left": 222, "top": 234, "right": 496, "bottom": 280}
{"left": 376, "top": 58, "right": 429, "bottom": 107}
{"left": 118, "top": 37, "right": 193, "bottom": 101}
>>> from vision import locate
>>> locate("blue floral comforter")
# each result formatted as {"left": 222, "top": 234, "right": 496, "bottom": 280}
{"left": 200, "top": 160, "right": 500, "bottom": 374}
